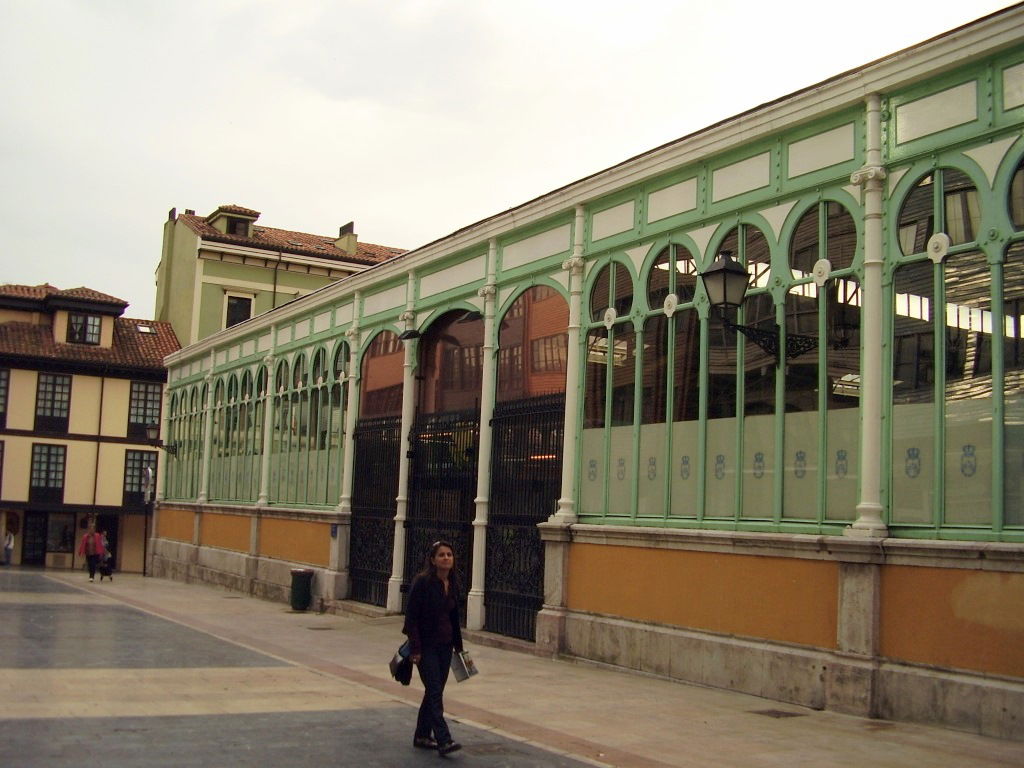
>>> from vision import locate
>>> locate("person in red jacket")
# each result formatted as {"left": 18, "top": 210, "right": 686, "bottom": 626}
{"left": 77, "top": 523, "right": 106, "bottom": 582}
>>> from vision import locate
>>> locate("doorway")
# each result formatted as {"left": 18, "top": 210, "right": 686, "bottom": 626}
{"left": 21, "top": 512, "right": 47, "bottom": 566}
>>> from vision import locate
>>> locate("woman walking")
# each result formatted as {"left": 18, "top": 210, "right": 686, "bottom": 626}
{"left": 402, "top": 540, "right": 463, "bottom": 756}
{"left": 77, "top": 523, "right": 105, "bottom": 582}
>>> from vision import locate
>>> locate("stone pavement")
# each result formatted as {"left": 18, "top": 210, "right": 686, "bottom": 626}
{"left": 1, "top": 569, "right": 1022, "bottom": 767}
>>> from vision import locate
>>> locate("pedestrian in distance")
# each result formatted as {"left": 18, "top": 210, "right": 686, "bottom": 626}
{"left": 2, "top": 528, "right": 13, "bottom": 566}
{"left": 402, "top": 540, "right": 464, "bottom": 756}
{"left": 77, "top": 523, "right": 105, "bottom": 583}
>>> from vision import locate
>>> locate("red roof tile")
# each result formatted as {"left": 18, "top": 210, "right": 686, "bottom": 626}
{"left": 54, "top": 287, "right": 128, "bottom": 307}
{"left": 0, "top": 317, "right": 180, "bottom": 372}
{"left": 207, "top": 204, "right": 261, "bottom": 219}
{"left": 0, "top": 283, "right": 60, "bottom": 300}
{"left": 179, "top": 212, "right": 405, "bottom": 266}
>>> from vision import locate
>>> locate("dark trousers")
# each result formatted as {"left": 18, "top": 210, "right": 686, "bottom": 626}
{"left": 85, "top": 554, "right": 100, "bottom": 579}
{"left": 415, "top": 644, "right": 453, "bottom": 744}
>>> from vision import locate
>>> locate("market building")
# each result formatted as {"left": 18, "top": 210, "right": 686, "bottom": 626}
{"left": 153, "top": 6, "right": 1024, "bottom": 740}
{"left": 0, "top": 284, "right": 179, "bottom": 573}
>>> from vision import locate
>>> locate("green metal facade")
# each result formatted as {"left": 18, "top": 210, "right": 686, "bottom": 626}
{"left": 162, "top": 31, "right": 1024, "bottom": 544}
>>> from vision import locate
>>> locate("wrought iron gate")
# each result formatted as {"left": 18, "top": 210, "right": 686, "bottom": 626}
{"left": 403, "top": 408, "right": 480, "bottom": 610}
{"left": 485, "top": 393, "right": 565, "bottom": 640}
{"left": 349, "top": 415, "right": 401, "bottom": 606}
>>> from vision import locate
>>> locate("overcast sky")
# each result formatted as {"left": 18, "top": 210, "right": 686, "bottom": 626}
{"left": 0, "top": 0, "right": 1016, "bottom": 320}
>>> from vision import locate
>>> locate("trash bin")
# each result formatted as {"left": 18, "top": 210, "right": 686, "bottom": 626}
{"left": 290, "top": 568, "right": 314, "bottom": 611}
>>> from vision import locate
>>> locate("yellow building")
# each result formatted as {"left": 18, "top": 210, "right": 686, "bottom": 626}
{"left": 0, "top": 284, "right": 179, "bottom": 574}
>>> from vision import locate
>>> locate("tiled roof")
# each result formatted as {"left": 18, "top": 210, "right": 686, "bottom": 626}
{"left": 0, "top": 283, "right": 60, "bottom": 300}
{"left": 0, "top": 284, "right": 129, "bottom": 308}
{"left": 207, "top": 204, "right": 261, "bottom": 219}
{"left": 54, "top": 287, "right": 128, "bottom": 307}
{"left": 0, "top": 317, "right": 180, "bottom": 372}
{"left": 179, "top": 213, "right": 406, "bottom": 266}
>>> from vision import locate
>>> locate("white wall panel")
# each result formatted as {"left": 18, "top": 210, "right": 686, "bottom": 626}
{"left": 896, "top": 81, "right": 977, "bottom": 143}
{"left": 787, "top": 123, "right": 855, "bottom": 178}
{"left": 592, "top": 201, "right": 635, "bottom": 241}
{"left": 647, "top": 178, "right": 697, "bottom": 223}
{"left": 420, "top": 254, "right": 486, "bottom": 296}
{"left": 502, "top": 225, "right": 571, "bottom": 270}
{"left": 712, "top": 152, "right": 770, "bottom": 202}
{"left": 363, "top": 283, "right": 406, "bottom": 316}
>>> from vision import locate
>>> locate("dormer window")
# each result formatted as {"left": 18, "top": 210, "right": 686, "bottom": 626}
{"left": 67, "top": 313, "right": 101, "bottom": 345}
{"left": 227, "top": 218, "right": 249, "bottom": 236}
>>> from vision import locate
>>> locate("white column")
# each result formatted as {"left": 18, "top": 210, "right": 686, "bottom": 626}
{"left": 257, "top": 352, "right": 276, "bottom": 506}
{"left": 387, "top": 280, "right": 418, "bottom": 612}
{"left": 551, "top": 204, "right": 586, "bottom": 524}
{"left": 847, "top": 93, "right": 888, "bottom": 538}
{"left": 467, "top": 240, "right": 498, "bottom": 630}
{"left": 337, "top": 319, "right": 361, "bottom": 516}
{"left": 196, "top": 352, "right": 216, "bottom": 504}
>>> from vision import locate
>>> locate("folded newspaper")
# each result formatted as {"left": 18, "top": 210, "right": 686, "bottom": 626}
{"left": 450, "top": 650, "right": 478, "bottom": 682}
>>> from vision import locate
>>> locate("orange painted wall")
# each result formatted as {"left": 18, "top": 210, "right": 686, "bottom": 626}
{"left": 880, "top": 565, "right": 1024, "bottom": 678}
{"left": 259, "top": 517, "right": 330, "bottom": 566}
{"left": 567, "top": 543, "right": 839, "bottom": 649}
{"left": 200, "top": 513, "right": 250, "bottom": 553}
{"left": 157, "top": 507, "right": 194, "bottom": 543}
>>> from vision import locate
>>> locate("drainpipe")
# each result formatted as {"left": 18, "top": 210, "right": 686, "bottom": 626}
{"left": 197, "top": 351, "right": 216, "bottom": 504}
{"left": 551, "top": 204, "right": 586, "bottom": 524}
{"left": 847, "top": 93, "right": 888, "bottom": 538}
{"left": 467, "top": 239, "right": 498, "bottom": 630}
{"left": 387, "top": 274, "right": 418, "bottom": 613}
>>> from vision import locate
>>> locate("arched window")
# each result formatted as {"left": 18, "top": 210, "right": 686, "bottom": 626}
{"left": 497, "top": 287, "right": 569, "bottom": 403}
{"left": 582, "top": 261, "right": 637, "bottom": 517}
{"left": 361, "top": 331, "right": 403, "bottom": 418}
{"left": 784, "top": 202, "right": 860, "bottom": 521}
{"left": 892, "top": 166, "right": 989, "bottom": 528}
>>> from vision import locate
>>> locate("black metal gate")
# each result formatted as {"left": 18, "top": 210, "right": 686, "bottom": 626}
{"left": 349, "top": 415, "right": 401, "bottom": 606}
{"left": 403, "top": 408, "right": 480, "bottom": 609}
{"left": 484, "top": 393, "right": 565, "bottom": 640}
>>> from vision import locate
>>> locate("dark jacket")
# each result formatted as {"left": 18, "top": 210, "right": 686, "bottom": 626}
{"left": 402, "top": 575, "right": 463, "bottom": 656}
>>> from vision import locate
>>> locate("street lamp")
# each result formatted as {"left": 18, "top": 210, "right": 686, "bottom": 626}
{"left": 145, "top": 423, "right": 177, "bottom": 455}
{"left": 698, "top": 250, "right": 817, "bottom": 367}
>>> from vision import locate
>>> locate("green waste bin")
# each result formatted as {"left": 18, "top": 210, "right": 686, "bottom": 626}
{"left": 290, "top": 568, "right": 314, "bottom": 611}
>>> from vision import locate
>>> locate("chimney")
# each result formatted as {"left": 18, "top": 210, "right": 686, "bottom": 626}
{"left": 168, "top": 207, "right": 177, "bottom": 221}
{"left": 334, "top": 221, "right": 358, "bottom": 255}
{"left": 185, "top": 209, "right": 195, "bottom": 215}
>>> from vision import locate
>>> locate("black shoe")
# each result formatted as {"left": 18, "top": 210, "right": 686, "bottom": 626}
{"left": 437, "top": 741, "right": 461, "bottom": 756}
{"left": 413, "top": 737, "right": 437, "bottom": 749}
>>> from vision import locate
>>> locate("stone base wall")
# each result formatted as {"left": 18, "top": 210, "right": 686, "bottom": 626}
{"left": 544, "top": 609, "right": 1023, "bottom": 741}
{"left": 149, "top": 537, "right": 347, "bottom": 608}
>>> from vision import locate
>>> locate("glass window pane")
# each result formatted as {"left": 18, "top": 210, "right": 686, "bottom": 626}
{"left": 825, "top": 277, "right": 860, "bottom": 520}
{"left": 675, "top": 245, "right": 699, "bottom": 304}
{"left": 1009, "top": 160, "right": 1024, "bottom": 230}
{"left": 944, "top": 250, "right": 992, "bottom": 525}
{"left": 670, "top": 308, "right": 700, "bottom": 517}
{"left": 706, "top": 312, "right": 737, "bottom": 518}
{"left": 898, "top": 174, "right": 935, "bottom": 256}
{"left": 641, "top": 315, "right": 668, "bottom": 425}
{"left": 741, "top": 293, "right": 775, "bottom": 520}
{"left": 581, "top": 328, "right": 609, "bottom": 516}
{"left": 943, "top": 169, "right": 981, "bottom": 246}
{"left": 892, "top": 261, "right": 935, "bottom": 524}
{"left": 783, "top": 287, "right": 818, "bottom": 520}
{"left": 499, "top": 286, "right": 569, "bottom": 403}
{"left": 826, "top": 202, "right": 857, "bottom": 271}
{"left": 612, "top": 262, "right": 633, "bottom": 317}
{"left": 590, "top": 264, "right": 612, "bottom": 322}
{"left": 647, "top": 247, "right": 671, "bottom": 311}
{"left": 789, "top": 207, "right": 819, "bottom": 276}
{"left": 360, "top": 331, "right": 403, "bottom": 418}
{"left": 1005, "top": 243, "right": 1024, "bottom": 526}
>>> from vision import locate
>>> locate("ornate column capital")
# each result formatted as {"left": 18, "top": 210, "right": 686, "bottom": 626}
{"left": 477, "top": 284, "right": 497, "bottom": 299}
{"left": 562, "top": 256, "right": 585, "bottom": 273}
{"left": 850, "top": 165, "right": 887, "bottom": 186}
{"left": 399, "top": 310, "right": 416, "bottom": 324}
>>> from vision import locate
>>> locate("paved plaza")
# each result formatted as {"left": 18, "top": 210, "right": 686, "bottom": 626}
{"left": 1, "top": 568, "right": 1022, "bottom": 767}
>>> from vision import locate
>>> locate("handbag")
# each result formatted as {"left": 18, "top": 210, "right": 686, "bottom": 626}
{"left": 449, "top": 649, "right": 478, "bottom": 682}
{"left": 389, "top": 640, "right": 413, "bottom": 686}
